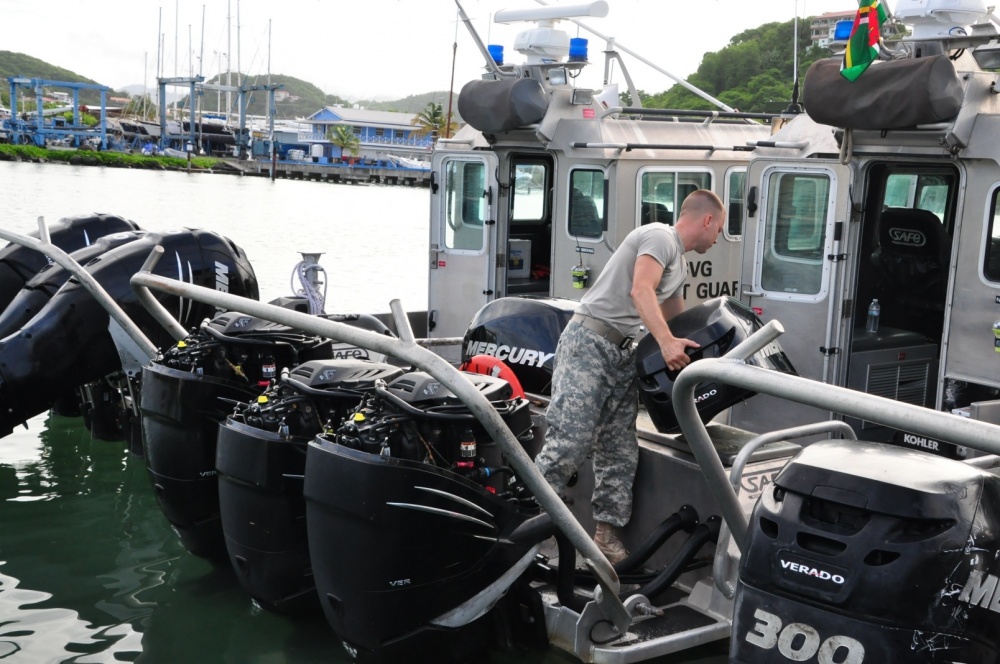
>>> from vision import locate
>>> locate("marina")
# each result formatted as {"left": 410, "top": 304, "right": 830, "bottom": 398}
{"left": 7, "top": 0, "right": 1000, "bottom": 662}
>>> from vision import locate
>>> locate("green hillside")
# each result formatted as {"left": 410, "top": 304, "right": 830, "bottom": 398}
{"left": 0, "top": 51, "right": 129, "bottom": 107}
{"left": 189, "top": 72, "right": 349, "bottom": 119}
{"left": 628, "top": 19, "right": 834, "bottom": 113}
{"left": 357, "top": 91, "right": 458, "bottom": 115}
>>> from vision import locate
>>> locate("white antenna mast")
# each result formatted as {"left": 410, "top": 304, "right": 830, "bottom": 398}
{"left": 530, "top": 0, "right": 736, "bottom": 112}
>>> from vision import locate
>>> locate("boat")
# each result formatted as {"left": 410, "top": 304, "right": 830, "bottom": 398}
{"left": 386, "top": 154, "right": 431, "bottom": 170}
{"left": 5, "top": 0, "right": 1000, "bottom": 662}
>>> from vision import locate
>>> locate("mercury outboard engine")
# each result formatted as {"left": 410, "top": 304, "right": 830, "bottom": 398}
{"left": 305, "top": 370, "right": 536, "bottom": 662}
{"left": 0, "top": 213, "right": 141, "bottom": 311}
{"left": 0, "top": 228, "right": 257, "bottom": 439}
{"left": 462, "top": 296, "right": 578, "bottom": 395}
{"left": 636, "top": 297, "right": 796, "bottom": 433}
{"left": 732, "top": 439, "right": 1000, "bottom": 662}
{"left": 0, "top": 230, "right": 147, "bottom": 338}
{"left": 0, "top": 230, "right": 148, "bottom": 421}
{"left": 216, "top": 358, "right": 405, "bottom": 614}
{"left": 141, "top": 310, "right": 335, "bottom": 561}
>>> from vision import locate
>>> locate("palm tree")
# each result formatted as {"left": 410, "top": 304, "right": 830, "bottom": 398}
{"left": 410, "top": 102, "right": 458, "bottom": 139}
{"left": 327, "top": 124, "right": 361, "bottom": 162}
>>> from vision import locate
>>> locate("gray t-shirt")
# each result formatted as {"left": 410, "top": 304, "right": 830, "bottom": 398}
{"left": 576, "top": 223, "right": 686, "bottom": 338}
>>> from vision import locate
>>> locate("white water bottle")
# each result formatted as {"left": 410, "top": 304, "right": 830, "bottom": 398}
{"left": 866, "top": 298, "right": 880, "bottom": 333}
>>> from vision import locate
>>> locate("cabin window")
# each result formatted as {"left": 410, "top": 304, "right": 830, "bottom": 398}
{"left": 884, "top": 173, "right": 952, "bottom": 222}
{"left": 985, "top": 188, "right": 1000, "bottom": 282}
{"left": 761, "top": 171, "right": 831, "bottom": 295}
{"left": 444, "top": 160, "right": 487, "bottom": 252}
{"left": 726, "top": 169, "right": 746, "bottom": 238}
{"left": 638, "top": 170, "right": 712, "bottom": 226}
{"left": 569, "top": 169, "right": 606, "bottom": 238}
{"left": 511, "top": 161, "right": 548, "bottom": 224}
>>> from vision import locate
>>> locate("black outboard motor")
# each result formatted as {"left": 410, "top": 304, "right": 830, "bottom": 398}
{"left": 462, "top": 296, "right": 578, "bottom": 395}
{"left": 0, "top": 230, "right": 147, "bottom": 338}
{"left": 0, "top": 230, "right": 148, "bottom": 422}
{"left": 732, "top": 439, "right": 1000, "bottom": 662}
{"left": 216, "top": 358, "right": 404, "bottom": 614}
{"left": 0, "top": 229, "right": 258, "bottom": 439}
{"left": 141, "top": 310, "right": 333, "bottom": 561}
{"left": 0, "top": 213, "right": 141, "bottom": 311}
{"left": 305, "top": 370, "right": 537, "bottom": 662}
{"left": 636, "top": 297, "right": 796, "bottom": 433}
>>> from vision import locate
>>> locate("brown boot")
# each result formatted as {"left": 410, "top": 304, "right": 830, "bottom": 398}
{"left": 594, "top": 521, "right": 629, "bottom": 565}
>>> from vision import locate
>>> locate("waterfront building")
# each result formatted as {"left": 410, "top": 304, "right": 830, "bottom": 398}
{"left": 301, "top": 106, "right": 433, "bottom": 166}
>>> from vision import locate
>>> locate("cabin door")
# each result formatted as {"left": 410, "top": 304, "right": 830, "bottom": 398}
{"left": 732, "top": 159, "right": 853, "bottom": 433}
{"left": 427, "top": 151, "right": 499, "bottom": 342}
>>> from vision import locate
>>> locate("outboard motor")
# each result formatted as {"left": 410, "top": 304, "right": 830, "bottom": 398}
{"left": 462, "top": 296, "right": 578, "bottom": 395}
{"left": 635, "top": 297, "right": 796, "bottom": 433}
{"left": 0, "top": 230, "right": 149, "bottom": 422}
{"left": 0, "top": 229, "right": 257, "bottom": 439}
{"left": 732, "top": 439, "right": 1000, "bottom": 662}
{"left": 0, "top": 230, "right": 147, "bottom": 338}
{"left": 305, "top": 370, "right": 537, "bottom": 662}
{"left": 0, "top": 213, "right": 141, "bottom": 311}
{"left": 216, "top": 358, "right": 404, "bottom": 614}
{"left": 141, "top": 310, "right": 335, "bottom": 561}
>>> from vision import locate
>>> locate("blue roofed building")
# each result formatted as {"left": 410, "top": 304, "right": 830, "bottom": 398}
{"left": 302, "top": 106, "right": 433, "bottom": 166}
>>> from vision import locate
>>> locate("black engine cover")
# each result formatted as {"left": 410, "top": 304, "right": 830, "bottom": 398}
{"left": 732, "top": 439, "right": 1000, "bottom": 662}
{"left": 0, "top": 228, "right": 258, "bottom": 438}
{"left": 462, "top": 296, "right": 578, "bottom": 395}
{"left": 0, "top": 213, "right": 141, "bottom": 311}
{"left": 636, "top": 297, "right": 796, "bottom": 433}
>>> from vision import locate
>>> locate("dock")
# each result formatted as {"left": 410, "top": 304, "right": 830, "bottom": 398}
{"left": 223, "top": 158, "right": 431, "bottom": 187}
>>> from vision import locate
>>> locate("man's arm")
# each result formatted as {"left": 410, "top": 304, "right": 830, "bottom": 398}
{"left": 660, "top": 295, "right": 684, "bottom": 322}
{"left": 630, "top": 254, "right": 699, "bottom": 371}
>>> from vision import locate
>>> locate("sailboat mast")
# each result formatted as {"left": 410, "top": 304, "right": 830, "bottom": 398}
{"left": 227, "top": 0, "right": 232, "bottom": 123}
{"left": 793, "top": 0, "right": 799, "bottom": 86}
{"left": 445, "top": 18, "right": 458, "bottom": 140}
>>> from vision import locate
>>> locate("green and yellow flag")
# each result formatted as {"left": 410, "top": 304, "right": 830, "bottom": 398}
{"left": 842, "top": 0, "right": 889, "bottom": 81}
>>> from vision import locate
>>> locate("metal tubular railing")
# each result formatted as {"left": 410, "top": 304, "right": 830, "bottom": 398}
{"left": 674, "top": 320, "right": 1000, "bottom": 555}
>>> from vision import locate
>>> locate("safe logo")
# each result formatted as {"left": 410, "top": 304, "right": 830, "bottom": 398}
{"left": 888, "top": 228, "right": 926, "bottom": 247}
{"left": 744, "top": 608, "right": 865, "bottom": 662}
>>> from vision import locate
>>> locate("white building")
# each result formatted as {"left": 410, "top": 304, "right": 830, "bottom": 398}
{"left": 810, "top": 10, "right": 857, "bottom": 48}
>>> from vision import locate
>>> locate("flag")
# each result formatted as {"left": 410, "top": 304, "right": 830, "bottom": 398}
{"left": 841, "top": 0, "right": 889, "bottom": 82}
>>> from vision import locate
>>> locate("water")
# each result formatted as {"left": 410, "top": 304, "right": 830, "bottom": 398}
{"left": 0, "top": 161, "right": 728, "bottom": 663}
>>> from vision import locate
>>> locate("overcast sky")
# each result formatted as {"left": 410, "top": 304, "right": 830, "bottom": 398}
{"left": 0, "top": 0, "right": 855, "bottom": 101}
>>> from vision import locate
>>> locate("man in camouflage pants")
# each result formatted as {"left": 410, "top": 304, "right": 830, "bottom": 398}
{"left": 535, "top": 190, "right": 726, "bottom": 564}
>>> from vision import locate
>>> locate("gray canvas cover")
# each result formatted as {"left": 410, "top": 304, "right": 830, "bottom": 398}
{"left": 803, "top": 55, "right": 963, "bottom": 130}
{"left": 458, "top": 78, "right": 548, "bottom": 133}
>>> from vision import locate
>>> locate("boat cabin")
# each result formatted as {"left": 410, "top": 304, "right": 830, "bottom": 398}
{"left": 425, "top": 5, "right": 777, "bottom": 350}
{"left": 731, "top": 16, "right": 1000, "bottom": 455}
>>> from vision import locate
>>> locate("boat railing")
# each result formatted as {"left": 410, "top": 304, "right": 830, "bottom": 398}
{"left": 672, "top": 321, "right": 1000, "bottom": 554}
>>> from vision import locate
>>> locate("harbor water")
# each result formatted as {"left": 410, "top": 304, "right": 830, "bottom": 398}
{"left": 0, "top": 160, "right": 728, "bottom": 663}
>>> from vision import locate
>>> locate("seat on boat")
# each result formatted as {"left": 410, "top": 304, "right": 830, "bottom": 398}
{"left": 871, "top": 207, "right": 951, "bottom": 333}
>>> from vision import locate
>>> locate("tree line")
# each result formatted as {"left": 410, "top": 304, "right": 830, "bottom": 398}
{"left": 626, "top": 19, "right": 835, "bottom": 113}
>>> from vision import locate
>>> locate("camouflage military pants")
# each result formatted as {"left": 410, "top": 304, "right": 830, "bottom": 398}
{"left": 535, "top": 321, "right": 638, "bottom": 527}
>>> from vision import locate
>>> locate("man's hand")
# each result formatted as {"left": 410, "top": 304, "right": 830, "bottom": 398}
{"left": 660, "top": 336, "right": 700, "bottom": 371}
